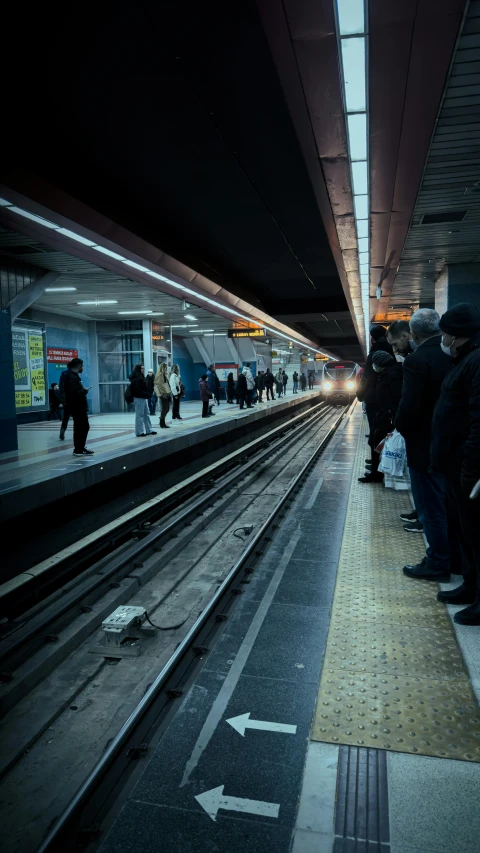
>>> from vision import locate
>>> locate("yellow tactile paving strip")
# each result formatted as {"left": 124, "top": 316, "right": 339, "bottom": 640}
{"left": 312, "top": 414, "right": 480, "bottom": 761}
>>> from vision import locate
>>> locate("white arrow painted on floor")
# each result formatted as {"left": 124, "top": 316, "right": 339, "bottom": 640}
{"left": 195, "top": 785, "right": 280, "bottom": 822}
{"left": 226, "top": 712, "right": 297, "bottom": 737}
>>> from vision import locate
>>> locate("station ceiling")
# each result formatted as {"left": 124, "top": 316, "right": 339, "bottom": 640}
{"left": 1, "top": 0, "right": 476, "bottom": 360}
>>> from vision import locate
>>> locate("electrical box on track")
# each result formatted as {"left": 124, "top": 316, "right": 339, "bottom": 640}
{"left": 90, "top": 605, "right": 156, "bottom": 658}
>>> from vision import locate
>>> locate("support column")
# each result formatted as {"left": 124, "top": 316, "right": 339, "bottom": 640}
{"left": 0, "top": 307, "right": 18, "bottom": 452}
{"left": 435, "top": 264, "right": 480, "bottom": 316}
{"left": 88, "top": 321, "right": 100, "bottom": 415}
{"left": 8, "top": 271, "right": 60, "bottom": 322}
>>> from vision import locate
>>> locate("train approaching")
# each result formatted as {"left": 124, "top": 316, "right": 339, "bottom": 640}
{"left": 320, "top": 360, "right": 359, "bottom": 404}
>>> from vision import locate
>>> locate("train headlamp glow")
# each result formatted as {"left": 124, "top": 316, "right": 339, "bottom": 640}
{"left": 324, "top": 382, "right": 332, "bottom": 390}
{"left": 347, "top": 381, "right": 355, "bottom": 389}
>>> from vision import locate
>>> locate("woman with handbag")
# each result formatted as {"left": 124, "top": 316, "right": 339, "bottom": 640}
{"left": 169, "top": 364, "right": 183, "bottom": 420}
{"left": 154, "top": 362, "right": 172, "bottom": 429}
{"left": 129, "top": 364, "right": 157, "bottom": 437}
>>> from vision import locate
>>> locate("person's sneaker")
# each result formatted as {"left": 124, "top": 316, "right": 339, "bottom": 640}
{"left": 403, "top": 562, "right": 450, "bottom": 582}
{"left": 454, "top": 602, "right": 480, "bottom": 626}
{"left": 400, "top": 509, "right": 418, "bottom": 521}
{"left": 59, "top": 429, "right": 65, "bottom": 440}
{"left": 437, "top": 584, "right": 476, "bottom": 605}
{"left": 403, "top": 520, "right": 424, "bottom": 533}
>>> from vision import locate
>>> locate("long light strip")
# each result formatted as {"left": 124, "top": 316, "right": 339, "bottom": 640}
{"left": 1, "top": 198, "right": 334, "bottom": 358}
{"left": 336, "top": 0, "right": 370, "bottom": 346}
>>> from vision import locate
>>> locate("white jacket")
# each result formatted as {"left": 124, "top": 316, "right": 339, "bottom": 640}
{"left": 169, "top": 373, "right": 181, "bottom": 396}
{"left": 243, "top": 366, "right": 255, "bottom": 390}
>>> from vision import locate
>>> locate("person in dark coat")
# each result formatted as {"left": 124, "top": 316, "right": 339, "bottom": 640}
{"left": 145, "top": 369, "right": 156, "bottom": 416}
{"left": 359, "top": 350, "right": 403, "bottom": 483}
{"left": 264, "top": 368, "right": 275, "bottom": 401}
{"left": 47, "top": 383, "right": 63, "bottom": 420}
{"left": 199, "top": 374, "right": 213, "bottom": 417}
{"left": 430, "top": 302, "right": 480, "bottom": 625}
{"left": 292, "top": 371, "right": 299, "bottom": 393}
{"left": 227, "top": 372, "right": 236, "bottom": 404}
{"left": 236, "top": 372, "right": 248, "bottom": 409}
{"left": 393, "top": 310, "right": 457, "bottom": 582}
{"left": 129, "top": 363, "right": 157, "bottom": 437}
{"left": 207, "top": 365, "right": 221, "bottom": 405}
{"left": 58, "top": 367, "right": 71, "bottom": 440}
{"left": 282, "top": 371, "right": 288, "bottom": 394}
{"left": 300, "top": 372, "right": 307, "bottom": 391}
{"left": 386, "top": 319, "right": 414, "bottom": 358}
{"left": 63, "top": 358, "right": 93, "bottom": 456}
{"left": 255, "top": 371, "right": 265, "bottom": 403}
{"left": 356, "top": 326, "right": 393, "bottom": 435}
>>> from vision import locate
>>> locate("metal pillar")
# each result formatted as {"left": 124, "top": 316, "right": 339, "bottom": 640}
{"left": 0, "top": 307, "right": 18, "bottom": 452}
{"left": 8, "top": 271, "right": 60, "bottom": 322}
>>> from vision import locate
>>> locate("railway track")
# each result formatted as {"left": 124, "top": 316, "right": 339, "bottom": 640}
{"left": 0, "top": 401, "right": 353, "bottom": 853}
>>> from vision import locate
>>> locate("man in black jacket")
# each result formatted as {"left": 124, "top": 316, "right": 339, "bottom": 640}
{"left": 430, "top": 302, "right": 480, "bottom": 625}
{"left": 356, "top": 326, "right": 393, "bottom": 435}
{"left": 395, "top": 310, "right": 455, "bottom": 582}
{"left": 63, "top": 358, "right": 93, "bottom": 457}
{"left": 359, "top": 351, "right": 403, "bottom": 483}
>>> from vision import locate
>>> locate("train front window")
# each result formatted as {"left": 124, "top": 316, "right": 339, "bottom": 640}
{"left": 325, "top": 364, "right": 355, "bottom": 381}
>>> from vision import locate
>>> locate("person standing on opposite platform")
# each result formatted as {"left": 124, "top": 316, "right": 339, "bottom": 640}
{"left": 356, "top": 326, "right": 393, "bottom": 438}
{"left": 392, "top": 309, "right": 456, "bottom": 580}
{"left": 308, "top": 372, "right": 314, "bottom": 390}
{"left": 430, "top": 303, "right": 480, "bottom": 626}
{"left": 292, "top": 371, "right": 299, "bottom": 393}
{"left": 243, "top": 362, "right": 255, "bottom": 408}
{"left": 227, "top": 372, "right": 236, "bottom": 403}
{"left": 207, "top": 364, "right": 221, "bottom": 405}
{"left": 275, "top": 368, "right": 284, "bottom": 397}
{"left": 199, "top": 374, "right": 213, "bottom": 417}
{"left": 48, "top": 383, "right": 63, "bottom": 420}
{"left": 265, "top": 368, "right": 275, "bottom": 400}
{"left": 282, "top": 370, "right": 288, "bottom": 395}
{"left": 63, "top": 357, "right": 93, "bottom": 456}
{"left": 169, "top": 364, "right": 183, "bottom": 421}
{"left": 146, "top": 369, "right": 156, "bottom": 416}
{"left": 256, "top": 370, "right": 265, "bottom": 403}
{"left": 155, "top": 362, "right": 171, "bottom": 429}
{"left": 236, "top": 371, "right": 248, "bottom": 409}
{"left": 129, "top": 364, "right": 157, "bottom": 437}
{"left": 300, "top": 372, "right": 307, "bottom": 391}
{"left": 58, "top": 366, "right": 71, "bottom": 440}
{"left": 359, "top": 350, "right": 403, "bottom": 484}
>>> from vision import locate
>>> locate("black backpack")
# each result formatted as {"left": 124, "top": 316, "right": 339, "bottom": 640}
{"left": 125, "top": 384, "right": 134, "bottom": 405}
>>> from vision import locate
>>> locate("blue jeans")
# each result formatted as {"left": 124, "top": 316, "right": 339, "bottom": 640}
{"left": 409, "top": 468, "right": 452, "bottom": 572}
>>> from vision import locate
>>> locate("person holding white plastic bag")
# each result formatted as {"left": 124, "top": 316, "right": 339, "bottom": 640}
{"left": 358, "top": 351, "right": 403, "bottom": 484}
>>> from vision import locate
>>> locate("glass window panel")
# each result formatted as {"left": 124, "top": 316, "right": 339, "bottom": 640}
{"left": 98, "top": 352, "right": 143, "bottom": 382}
{"left": 337, "top": 0, "right": 365, "bottom": 35}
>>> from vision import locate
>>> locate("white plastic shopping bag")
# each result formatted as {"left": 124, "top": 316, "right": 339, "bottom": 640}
{"left": 378, "top": 430, "right": 406, "bottom": 477}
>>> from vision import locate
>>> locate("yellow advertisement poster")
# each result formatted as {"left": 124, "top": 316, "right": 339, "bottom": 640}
{"left": 15, "top": 391, "right": 32, "bottom": 408}
{"left": 12, "top": 322, "right": 47, "bottom": 411}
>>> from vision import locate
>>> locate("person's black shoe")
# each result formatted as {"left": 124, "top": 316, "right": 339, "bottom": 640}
{"left": 136, "top": 433, "right": 147, "bottom": 437}
{"left": 403, "top": 520, "right": 424, "bottom": 533}
{"left": 59, "top": 429, "right": 65, "bottom": 440}
{"left": 400, "top": 510, "right": 418, "bottom": 522}
{"left": 437, "top": 584, "right": 477, "bottom": 605}
{"left": 149, "top": 431, "right": 157, "bottom": 435}
{"left": 403, "top": 562, "right": 450, "bottom": 582}
{"left": 358, "top": 473, "right": 383, "bottom": 483}
{"left": 364, "top": 459, "right": 372, "bottom": 464}
{"left": 454, "top": 602, "right": 480, "bottom": 626}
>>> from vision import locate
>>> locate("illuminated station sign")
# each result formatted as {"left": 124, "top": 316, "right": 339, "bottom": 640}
{"left": 228, "top": 328, "right": 266, "bottom": 339}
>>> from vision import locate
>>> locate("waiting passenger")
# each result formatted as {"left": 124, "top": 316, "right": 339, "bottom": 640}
{"left": 146, "top": 369, "right": 156, "bottom": 416}
{"left": 226, "top": 372, "right": 236, "bottom": 403}
{"left": 207, "top": 364, "right": 221, "bottom": 405}
{"left": 300, "top": 372, "right": 307, "bottom": 391}
{"left": 265, "top": 368, "right": 275, "bottom": 401}
{"left": 393, "top": 310, "right": 454, "bottom": 579}
{"left": 275, "top": 368, "right": 284, "bottom": 397}
{"left": 359, "top": 350, "right": 403, "bottom": 484}
{"left": 47, "top": 383, "right": 63, "bottom": 420}
{"left": 292, "top": 371, "right": 299, "bottom": 393}
{"left": 236, "top": 371, "right": 248, "bottom": 409}
{"left": 430, "top": 303, "right": 480, "bottom": 625}
{"left": 256, "top": 370, "right": 265, "bottom": 403}
{"left": 387, "top": 319, "right": 414, "bottom": 357}
{"left": 169, "top": 364, "right": 183, "bottom": 421}
{"left": 63, "top": 357, "right": 94, "bottom": 456}
{"left": 58, "top": 366, "right": 70, "bottom": 440}
{"left": 356, "top": 325, "right": 393, "bottom": 438}
{"left": 243, "top": 362, "right": 256, "bottom": 407}
{"left": 199, "top": 374, "right": 213, "bottom": 418}
{"left": 308, "top": 373, "right": 314, "bottom": 390}
{"left": 129, "top": 364, "right": 157, "bottom": 437}
{"left": 154, "top": 362, "right": 171, "bottom": 429}
{"left": 282, "top": 371, "right": 288, "bottom": 395}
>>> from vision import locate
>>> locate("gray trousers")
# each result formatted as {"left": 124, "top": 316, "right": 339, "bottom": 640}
{"left": 134, "top": 397, "right": 152, "bottom": 435}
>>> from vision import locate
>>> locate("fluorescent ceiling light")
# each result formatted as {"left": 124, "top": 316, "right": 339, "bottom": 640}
{"left": 347, "top": 113, "right": 367, "bottom": 161}
{"left": 351, "top": 161, "right": 368, "bottom": 195}
{"left": 341, "top": 37, "right": 366, "bottom": 112}
{"left": 56, "top": 228, "right": 96, "bottom": 246}
{"left": 9, "top": 206, "right": 58, "bottom": 229}
{"left": 354, "top": 195, "right": 369, "bottom": 220}
{"left": 117, "top": 310, "right": 153, "bottom": 315}
{"left": 184, "top": 314, "right": 197, "bottom": 321}
{"left": 359, "top": 263, "right": 369, "bottom": 272}
{"left": 0, "top": 198, "right": 12, "bottom": 206}
{"left": 336, "top": 0, "right": 365, "bottom": 35}
{"left": 93, "top": 246, "right": 125, "bottom": 261}
{"left": 121, "top": 259, "right": 150, "bottom": 272}
{"left": 149, "top": 312, "right": 164, "bottom": 315}
{"left": 359, "top": 251, "right": 368, "bottom": 263}
{"left": 144, "top": 270, "right": 170, "bottom": 282}
{"left": 77, "top": 300, "right": 118, "bottom": 305}
{"left": 358, "top": 237, "right": 369, "bottom": 253}
{"left": 356, "top": 220, "right": 368, "bottom": 239}
{"left": 45, "top": 287, "right": 77, "bottom": 292}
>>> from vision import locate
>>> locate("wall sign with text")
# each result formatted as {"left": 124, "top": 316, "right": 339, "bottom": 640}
{"left": 12, "top": 321, "right": 48, "bottom": 411}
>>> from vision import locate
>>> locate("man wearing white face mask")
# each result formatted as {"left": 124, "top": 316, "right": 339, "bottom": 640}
{"left": 430, "top": 302, "right": 480, "bottom": 625}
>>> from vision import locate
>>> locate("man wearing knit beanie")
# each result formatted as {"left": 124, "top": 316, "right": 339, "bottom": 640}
{"left": 430, "top": 302, "right": 480, "bottom": 625}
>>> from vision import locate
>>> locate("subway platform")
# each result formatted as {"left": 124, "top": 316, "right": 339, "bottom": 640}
{"left": 85, "top": 405, "right": 480, "bottom": 853}
{"left": 0, "top": 392, "right": 320, "bottom": 525}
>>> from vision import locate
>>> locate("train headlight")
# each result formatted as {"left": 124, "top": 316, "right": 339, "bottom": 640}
{"left": 324, "top": 382, "right": 332, "bottom": 390}
{"left": 347, "top": 381, "right": 354, "bottom": 389}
